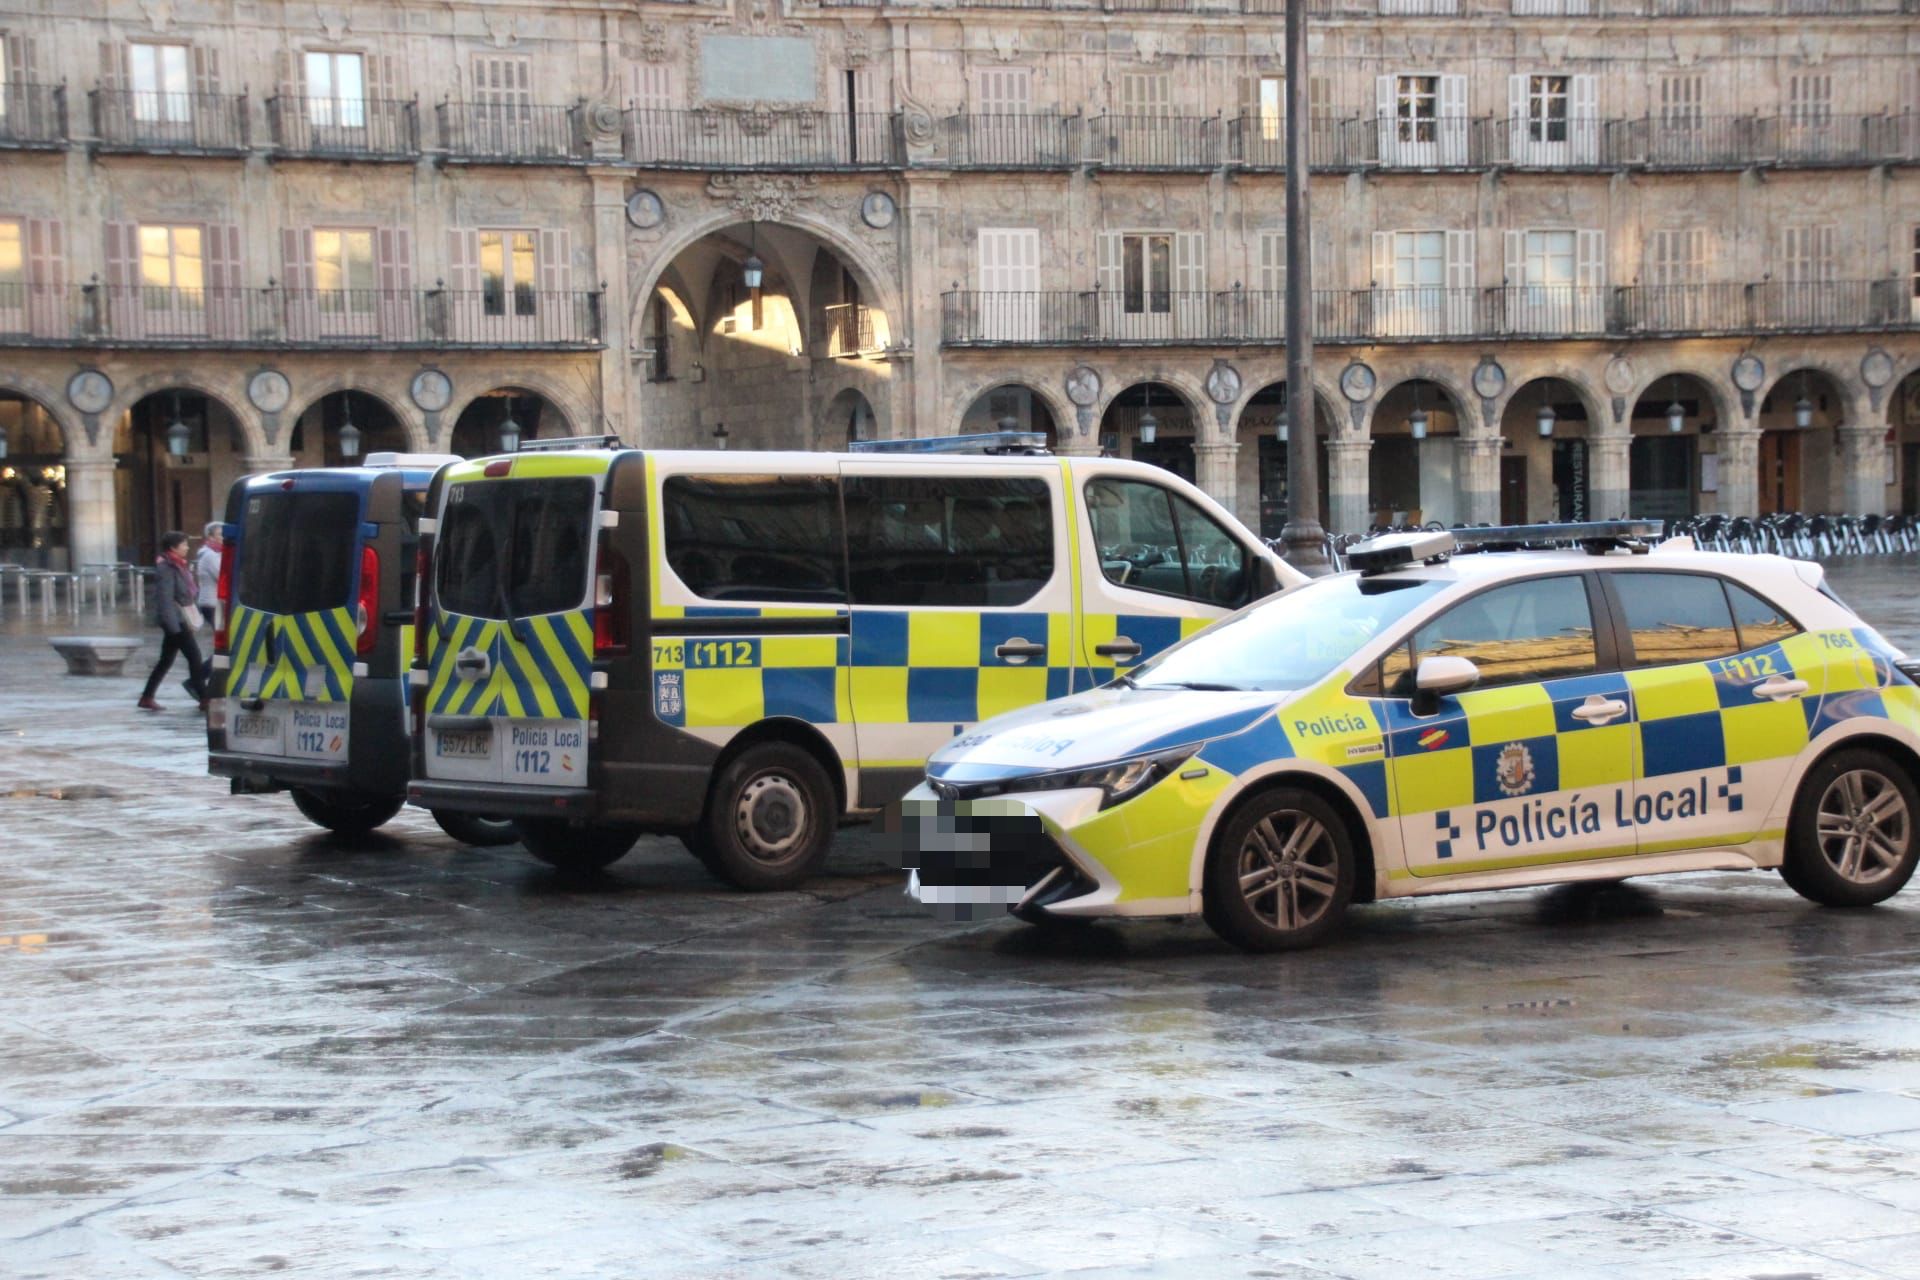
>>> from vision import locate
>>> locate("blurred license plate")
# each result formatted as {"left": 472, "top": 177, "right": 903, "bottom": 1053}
{"left": 230, "top": 709, "right": 283, "bottom": 754}
{"left": 435, "top": 730, "right": 492, "bottom": 760}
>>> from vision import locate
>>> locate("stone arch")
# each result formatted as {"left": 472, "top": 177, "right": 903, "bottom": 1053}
{"left": 1495, "top": 367, "right": 1610, "bottom": 439}
{"left": 289, "top": 380, "right": 426, "bottom": 453}
{"left": 443, "top": 370, "right": 589, "bottom": 442}
{"left": 1624, "top": 363, "right": 1737, "bottom": 433}
{"left": 108, "top": 369, "right": 263, "bottom": 458}
{"left": 1087, "top": 370, "right": 1212, "bottom": 436}
{"left": 947, "top": 374, "right": 1073, "bottom": 443}
{"left": 1366, "top": 365, "right": 1478, "bottom": 440}
{"left": 817, "top": 385, "right": 880, "bottom": 449}
{"left": 1757, "top": 363, "right": 1854, "bottom": 426}
{"left": 1225, "top": 379, "right": 1343, "bottom": 439}
{"left": 628, "top": 208, "right": 902, "bottom": 345}
{"left": 0, "top": 374, "right": 82, "bottom": 457}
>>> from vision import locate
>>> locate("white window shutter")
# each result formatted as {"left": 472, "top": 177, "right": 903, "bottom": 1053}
{"left": 1097, "top": 232, "right": 1122, "bottom": 337}
{"left": 1576, "top": 229, "right": 1605, "bottom": 331}
{"left": 25, "top": 217, "right": 66, "bottom": 338}
{"left": 1375, "top": 75, "right": 1396, "bottom": 165}
{"left": 1439, "top": 75, "right": 1467, "bottom": 165}
{"left": 1571, "top": 75, "right": 1598, "bottom": 163}
{"left": 1445, "top": 230, "right": 1475, "bottom": 334}
{"left": 1504, "top": 229, "right": 1526, "bottom": 286}
{"left": 1371, "top": 230, "right": 1394, "bottom": 288}
{"left": 1508, "top": 73, "right": 1529, "bottom": 163}
{"left": 1174, "top": 231, "right": 1205, "bottom": 338}
{"left": 191, "top": 46, "right": 220, "bottom": 98}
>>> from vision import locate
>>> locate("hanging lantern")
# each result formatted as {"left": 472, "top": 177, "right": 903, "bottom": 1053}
{"left": 1794, "top": 395, "right": 1814, "bottom": 430}
{"left": 165, "top": 394, "right": 192, "bottom": 458}
{"left": 1138, "top": 385, "right": 1158, "bottom": 445}
{"left": 498, "top": 399, "right": 522, "bottom": 453}
{"left": 1276, "top": 411, "right": 1289, "bottom": 444}
{"left": 338, "top": 396, "right": 362, "bottom": 459}
{"left": 1666, "top": 400, "right": 1685, "bottom": 434}
{"left": 1410, "top": 407, "right": 1429, "bottom": 441}
{"left": 742, "top": 222, "right": 763, "bottom": 290}
{"left": 1536, "top": 403, "right": 1556, "bottom": 439}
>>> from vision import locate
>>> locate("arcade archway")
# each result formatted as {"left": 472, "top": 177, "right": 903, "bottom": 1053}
{"left": 956, "top": 383, "right": 1058, "bottom": 446}
{"left": 0, "top": 391, "right": 70, "bottom": 567}
{"left": 1499, "top": 377, "right": 1597, "bottom": 523}
{"left": 452, "top": 388, "right": 570, "bottom": 457}
{"left": 1235, "top": 381, "right": 1335, "bottom": 538}
{"left": 1102, "top": 382, "right": 1198, "bottom": 481}
{"left": 113, "top": 390, "right": 247, "bottom": 564}
{"left": 288, "top": 391, "right": 406, "bottom": 467}
{"left": 1757, "top": 368, "right": 1846, "bottom": 513}
{"left": 1628, "top": 372, "right": 1721, "bottom": 520}
{"left": 1370, "top": 379, "right": 1468, "bottom": 529}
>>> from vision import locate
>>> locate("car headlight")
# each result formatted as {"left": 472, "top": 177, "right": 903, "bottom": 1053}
{"left": 998, "top": 746, "right": 1200, "bottom": 810}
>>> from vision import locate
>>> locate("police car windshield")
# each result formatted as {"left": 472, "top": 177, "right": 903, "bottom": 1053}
{"left": 1130, "top": 574, "right": 1447, "bottom": 693}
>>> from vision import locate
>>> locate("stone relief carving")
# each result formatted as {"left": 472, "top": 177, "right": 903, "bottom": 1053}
{"left": 843, "top": 28, "right": 872, "bottom": 67}
{"left": 986, "top": 29, "right": 1020, "bottom": 63}
{"left": 707, "top": 173, "right": 818, "bottom": 222}
{"left": 484, "top": 11, "right": 523, "bottom": 49}
{"left": 639, "top": 23, "right": 674, "bottom": 64}
{"left": 317, "top": 6, "right": 350, "bottom": 42}
{"left": 138, "top": 0, "right": 174, "bottom": 33}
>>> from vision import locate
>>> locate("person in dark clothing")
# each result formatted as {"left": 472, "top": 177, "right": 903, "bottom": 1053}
{"left": 138, "top": 531, "right": 208, "bottom": 712}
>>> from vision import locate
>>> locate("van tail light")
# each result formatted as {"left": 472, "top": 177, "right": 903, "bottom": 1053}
{"left": 356, "top": 545, "right": 380, "bottom": 656}
{"left": 593, "top": 539, "right": 630, "bottom": 656}
{"left": 413, "top": 540, "right": 431, "bottom": 667}
{"left": 213, "top": 539, "right": 235, "bottom": 653}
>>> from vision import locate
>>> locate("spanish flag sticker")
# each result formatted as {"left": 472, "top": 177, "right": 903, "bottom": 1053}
{"left": 1418, "top": 728, "right": 1450, "bottom": 751}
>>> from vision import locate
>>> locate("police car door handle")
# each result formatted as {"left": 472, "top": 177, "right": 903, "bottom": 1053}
{"left": 1754, "top": 677, "right": 1810, "bottom": 700}
{"left": 1570, "top": 697, "right": 1628, "bottom": 724}
{"left": 1095, "top": 639, "right": 1143, "bottom": 660}
{"left": 994, "top": 641, "right": 1047, "bottom": 664}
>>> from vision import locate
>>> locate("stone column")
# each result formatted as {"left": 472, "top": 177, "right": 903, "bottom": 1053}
{"left": 1459, "top": 435, "right": 1502, "bottom": 526}
{"left": 63, "top": 457, "right": 119, "bottom": 570}
{"left": 1837, "top": 422, "right": 1889, "bottom": 517}
{"left": 1192, "top": 441, "right": 1240, "bottom": 512}
{"left": 1326, "top": 438, "right": 1371, "bottom": 536}
{"left": 587, "top": 168, "right": 632, "bottom": 441}
{"left": 243, "top": 454, "right": 295, "bottom": 477}
{"left": 1588, "top": 434, "right": 1631, "bottom": 521}
{"left": 900, "top": 174, "right": 945, "bottom": 439}
{"left": 1716, "top": 427, "right": 1761, "bottom": 518}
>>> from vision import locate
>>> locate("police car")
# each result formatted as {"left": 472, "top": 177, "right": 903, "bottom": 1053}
{"left": 901, "top": 521, "right": 1920, "bottom": 950}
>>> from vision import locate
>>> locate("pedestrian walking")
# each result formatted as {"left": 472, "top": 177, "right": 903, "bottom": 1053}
{"left": 137, "top": 531, "right": 209, "bottom": 713}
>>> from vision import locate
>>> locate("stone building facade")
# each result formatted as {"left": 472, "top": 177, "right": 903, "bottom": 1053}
{"left": 2, "top": 0, "right": 1919, "bottom": 568}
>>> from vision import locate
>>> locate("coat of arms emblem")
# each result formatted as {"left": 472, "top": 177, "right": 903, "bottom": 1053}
{"left": 1495, "top": 742, "right": 1535, "bottom": 797}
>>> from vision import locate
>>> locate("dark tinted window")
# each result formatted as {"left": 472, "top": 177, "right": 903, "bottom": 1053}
{"left": 237, "top": 491, "right": 361, "bottom": 615}
{"left": 435, "top": 477, "right": 594, "bottom": 618}
{"left": 844, "top": 475, "right": 1053, "bottom": 607}
{"left": 1385, "top": 575, "right": 1597, "bottom": 693}
{"left": 1613, "top": 572, "right": 1740, "bottom": 668}
{"left": 1727, "top": 582, "right": 1802, "bottom": 650}
{"left": 663, "top": 474, "right": 845, "bottom": 603}
{"left": 1086, "top": 478, "right": 1249, "bottom": 608}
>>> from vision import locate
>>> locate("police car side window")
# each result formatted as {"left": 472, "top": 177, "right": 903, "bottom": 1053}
{"left": 1612, "top": 573, "right": 1741, "bottom": 668}
{"left": 662, "top": 475, "right": 846, "bottom": 604}
{"left": 1086, "top": 478, "right": 1247, "bottom": 607}
{"left": 1385, "top": 575, "right": 1598, "bottom": 694}
{"left": 844, "top": 476, "right": 1054, "bottom": 607}
{"left": 1726, "top": 582, "right": 1802, "bottom": 650}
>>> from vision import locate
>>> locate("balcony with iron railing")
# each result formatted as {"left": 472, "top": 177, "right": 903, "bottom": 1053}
{"left": 90, "top": 89, "right": 247, "bottom": 155}
{"left": 625, "top": 108, "right": 901, "bottom": 169}
{"left": 810, "top": 0, "right": 1910, "bottom": 13}
{"left": 0, "top": 283, "right": 603, "bottom": 349}
{"left": 439, "top": 101, "right": 584, "bottom": 163}
{"left": 818, "top": 302, "right": 887, "bottom": 356}
{"left": 268, "top": 95, "right": 418, "bottom": 159}
{"left": 1087, "top": 115, "right": 1224, "bottom": 170}
{"left": 941, "top": 113, "right": 1083, "bottom": 169}
{"left": 939, "top": 280, "right": 1915, "bottom": 346}
{"left": 1, "top": 83, "right": 68, "bottom": 149}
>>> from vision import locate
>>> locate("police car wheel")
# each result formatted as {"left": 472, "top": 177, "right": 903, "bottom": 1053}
{"left": 1202, "top": 788, "right": 1354, "bottom": 952}
{"left": 514, "top": 818, "right": 641, "bottom": 872}
{"left": 288, "top": 788, "right": 403, "bottom": 837}
{"left": 1783, "top": 749, "right": 1920, "bottom": 908}
{"left": 429, "top": 809, "right": 520, "bottom": 848}
{"left": 701, "top": 743, "right": 833, "bottom": 892}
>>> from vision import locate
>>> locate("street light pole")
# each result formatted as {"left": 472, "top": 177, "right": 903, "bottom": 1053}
{"left": 1279, "top": 0, "right": 1330, "bottom": 574}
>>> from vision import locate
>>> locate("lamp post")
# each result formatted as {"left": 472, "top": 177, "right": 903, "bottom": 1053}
{"left": 1278, "top": 0, "right": 1327, "bottom": 572}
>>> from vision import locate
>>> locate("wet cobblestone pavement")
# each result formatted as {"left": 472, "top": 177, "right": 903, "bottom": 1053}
{"left": 4, "top": 557, "right": 1920, "bottom": 1278}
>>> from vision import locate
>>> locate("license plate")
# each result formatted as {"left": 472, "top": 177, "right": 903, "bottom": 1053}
{"left": 435, "top": 730, "right": 493, "bottom": 760}
{"left": 229, "top": 707, "right": 283, "bottom": 754}
{"left": 505, "top": 719, "right": 587, "bottom": 786}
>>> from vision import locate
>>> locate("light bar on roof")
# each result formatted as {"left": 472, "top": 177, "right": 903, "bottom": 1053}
{"left": 848, "top": 431, "right": 1050, "bottom": 456}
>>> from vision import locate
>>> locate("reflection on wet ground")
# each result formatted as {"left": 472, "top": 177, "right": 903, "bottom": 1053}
{"left": 4, "top": 557, "right": 1920, "bottom": 1276}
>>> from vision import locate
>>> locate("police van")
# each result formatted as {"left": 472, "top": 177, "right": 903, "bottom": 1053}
{"left": 901, "top": 521, "right": 1920, "bottom": 950}
{"left": 207, "top": 456, "right": 516, "bottom": 846}
{"left": 405, "top": 432, "right": 1303, "bottom": 887}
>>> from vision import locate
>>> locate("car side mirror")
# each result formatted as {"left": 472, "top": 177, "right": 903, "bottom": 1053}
{"left": 1413, "top": 655, "right": 1479, "bottom": 713}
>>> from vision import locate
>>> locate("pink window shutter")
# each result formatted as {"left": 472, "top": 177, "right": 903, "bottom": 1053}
{"left": 446, "top": 228, "right": 479, "bottom": 340}
{"left": 538, "top": 228, "right": 571, "bottom": 340}
{"left": 103, "top": 221, "right": 141, "bottom": 339}
{"left": 25, "top": 218, "right": 66, "bottom": 338}
{"left": 377, "top": 226, "right": 416, "bottom": 341}
{"left": 281, "top": 226, "right": 315, "bottom": 341}
{"left": 205, "top": 222, "right": 242, "bottom": 339}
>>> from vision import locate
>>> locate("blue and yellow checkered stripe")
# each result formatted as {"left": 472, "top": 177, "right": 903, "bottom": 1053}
{"left": 226, "top": 603, "right": 357, "bottom": 703}
{"left": 425, "top": 609, "right": 594, "bottom": 720}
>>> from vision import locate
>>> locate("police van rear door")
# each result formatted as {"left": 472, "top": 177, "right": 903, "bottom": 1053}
{"left": 224, "top": 478, "right": 367, "bottom": 764}
{"left": 837, "top": 457, "right": 1074, "bottom": 802}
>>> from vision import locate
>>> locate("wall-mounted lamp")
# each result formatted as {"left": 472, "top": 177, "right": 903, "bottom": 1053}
{"left": 1794, "top": 374, "right": 1814, "bottom": 430}
{"left": 1409, "top": 384, "right": 1429, "bottom": 441}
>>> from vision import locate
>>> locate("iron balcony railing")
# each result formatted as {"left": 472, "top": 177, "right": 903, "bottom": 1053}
{"left": 942, "top": 113, "right": 1082, "bottom": 168}
{"left": 0, "top": 283, "right": 602, "bottom": 348}
{"left": 269, "top": 95, "right": 419, "bottom": 158}
{"left": 939, "top": 281, "right": 1917, "bottom": 346}
{"left": 1088, "top": 115, "right": 1223, "bottom": 169}
{"left": 0, "top": 83, "right": 68, "bottom": 149}
{"left": 90, "top": 88, "right": 247, "bottom": 153}
{"left": 819, "top": 302, "right": 884, "bottom": 355}
{"left": 439, "top": 101, "right": 583, "bottom": 162}
{"left": 1230, "top": 115, "right": 1378, "bottom": 169}
{"left": 1606, "top": 113, "right": 1919, "bottom": 168}
{"left": 625, "top": 108, "right": 901, "bottom": 169}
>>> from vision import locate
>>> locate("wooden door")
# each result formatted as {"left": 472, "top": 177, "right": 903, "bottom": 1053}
{"left": 1759, "top": 431, "right": 1800, "bottom": 514}
{"left": 1500, "top": 455, "right": 1528, "bottom": 524}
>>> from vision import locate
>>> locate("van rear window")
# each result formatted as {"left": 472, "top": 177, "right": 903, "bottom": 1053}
{"left": 436, "top": 477, "right": 595, "bottom": 619}
{"left": 663, "top": 474, "right": 846, "bottom": 603}
{"left": 238, "top": 491, "right": 361, "bottom": 615}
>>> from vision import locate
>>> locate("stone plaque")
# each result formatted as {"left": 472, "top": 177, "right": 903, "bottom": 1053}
{"left": 701, "top": 36, "right": 814, "bottom": 104}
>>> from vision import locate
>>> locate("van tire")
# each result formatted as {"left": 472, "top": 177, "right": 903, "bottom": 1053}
{"left": 430, "top": 809, "right": 520, "bottom": 848}
{"left": 289, "top": 788, "right": 403, "bottom": 837}
{"left": 515, "top": 818, "right": 641, "bottom": 872}
{"left": 1782, "top": 748, "right": 1920, "bottom": 908}
{"left": 700, "top": 743, "right": 835, "bottom": 891}
{"left": 1202, "top": 786, "right": 1354, "bottom": 952}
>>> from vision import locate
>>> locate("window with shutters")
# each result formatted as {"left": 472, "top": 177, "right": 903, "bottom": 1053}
{"left": 1396, "top": 75, "right": 1438, "bottom": 144}
{"left": 480, "top": 229, "right": 537, "bottom": 317}
{"left": 1257, "top": 231, "right": 1285, "bottom": 291}
{"left": 138, "top": 223, "right": 205, "bottom": 334}
{"left": 974, "top": 66, "right": 1032, "bottom": 115}
{"left": 313, "top": 228, "right": 375, "bottom": 317}
{"left": 0, "top": 219, "right": 20, "bottom": 330}
{"left": 1374, "top": 229, "right": 1473, "bottom": 336}
{"left": 1525, "top": 75, "right": 1569, "bottom": 143}
{"left": 1787, "top": 73, "right": 1831, "bottom": 129}
{"left": 1647, "top": 228, "right": 1706, "bottom": 285}
{"left": 1526, "top": 230, "right": 1576, "bottom": 289}
{"left": 1122, "top": 233, "right": 1172, "bottom": 315}
{"left": 1121, "top": 72, "right": 1171, "bottom": 117}
{"left": 632, "top": 63, "right": 674, "bottom": 111}
{"left": 1782, "top": 225, "right": 1835, "bottom": 283}
{"left": 1256, "top": 75, "right": 1282, "bottom": 142}
{"left": 976, "top": 227, "right": 1040, "bottom": 341}
{"left": 1392, "top": 231, "right": 1446, "bottom": 291}
{"left": 474, "top": 55, "right": 531, "bottom": 134}
{"left": 1659, "top": 74, "right": 1704, "bottom": 131}
{"left": 130, "top": 43, "right": 190, "bottom": 123}
{"left": 305, "top": 50, "right": 365, "bottom": 127}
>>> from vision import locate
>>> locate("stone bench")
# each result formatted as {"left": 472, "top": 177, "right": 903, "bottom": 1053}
{"left": 48, "top": 636, "right": 144, "bottom": 676}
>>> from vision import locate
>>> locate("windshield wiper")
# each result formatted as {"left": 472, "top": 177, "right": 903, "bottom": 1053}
{"left": 1111, "top": 673, "right": 1139, "bottom": 689}
{"left": 1137, "top": 680, "right": 1249, "bottom": 692}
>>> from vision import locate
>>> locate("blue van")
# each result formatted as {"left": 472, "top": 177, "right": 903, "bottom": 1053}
{"left": 206, "top": 454, "right": 516, "bottom": 844}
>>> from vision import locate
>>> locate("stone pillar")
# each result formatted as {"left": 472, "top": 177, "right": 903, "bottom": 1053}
{"left": 1460, "top": 435, "right": 1502, "bottom": 526}
{"left": 1717, "top": 427, "right": 1761, "bottom": 518}
{"left": 64, "top": 457, "right": 119, "bottom": 570}
{"left": 244, "top": 454, "right": 295, "bottom": 477}
{"left": 1326, "top": 438, "right": 1371, "bottom": 536}
{"left": 1192, "top": 441, "right": 1240, "bottom": 512}
{"left": 901, "top": 174, "right": 945, "bottom": 439}
{"left": 1837, "top": 422, "right": 1889, "bottom": 517}
{"left": 588, "top": 168, "right": 632, "bottom": 441}
{"left": 1588, "top": 434, "right": 1631, "bottom": 521}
